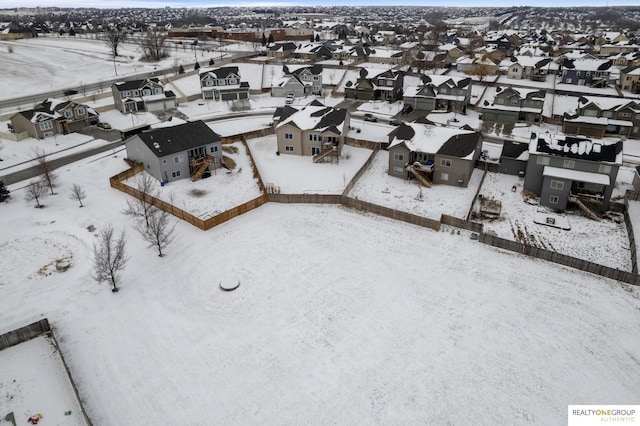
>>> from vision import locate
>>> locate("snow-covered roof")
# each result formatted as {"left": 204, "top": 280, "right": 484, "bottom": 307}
{"left": 543, "top": 166, "right": 610, "bottom": 185}
{"left": 530, "top": 132, "right": 623, "bottom": 164}
{"left": 388, "top": 123, "right": 477, "bottom": 158}
{"left": 276, "top": 101, "right": 347, "bottom": 134}
{"left": 578, "top": 96, "right": 639, "bottom": 112}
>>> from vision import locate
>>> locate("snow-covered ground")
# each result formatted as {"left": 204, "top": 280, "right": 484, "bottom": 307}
{"left": 0, "top": 149, "right": 638, "bottom": 424}
{"left": 246, "top": 135, "right": 372, "bottom": 194}
{"left": 0, "top": 334, "right": 87, "bottom": 425}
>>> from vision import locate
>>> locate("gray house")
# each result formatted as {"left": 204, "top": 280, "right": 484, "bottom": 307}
{"left": 271, "top": 64, "right": 323, "bottom": 97}
{"left": 344, "top": 69, "right": 404, "bottom": 102}
{"left": 560, "top": 58, "right": 612, "bottom": 87}
{"left": 403, "top": 75, "right": 472, "bottom": 113}
{"left": 124, "top": 120, "right": 223, "bottom": 183}
{"left": 562, "top": 96, "right": 640, "bottom": 139}
{"left": 499, "top": 140, "right": 529, "bottom": 176}
{"left": 199, "top": 66, "right": 250, "bottom": 101}
{"left": 523, "top": 132, "right": 622, "bottom": 213}
{"left": 387, "top": 123, "right": 483, "bottom": 187}
{"left": 112, "top": 78, "right": 176, "bottom": 114}
{"left": 482, "top": 86, "right": 545, "bottom": 124}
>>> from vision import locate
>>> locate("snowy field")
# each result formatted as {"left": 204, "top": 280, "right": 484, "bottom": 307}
{"left": 246, "top": 135, "right": 373, "bottom": 194}
{"left": 0, "top": 149, "right": 638, "bottom": 424}
{"left": 0, "top": 334, "right": 87, "bottom": 425}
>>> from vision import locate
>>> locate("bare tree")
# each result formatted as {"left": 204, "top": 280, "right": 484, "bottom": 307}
{"left": 137, "top": 209, "right": 176, "bottom": 257}
{"left": 104, "top": 26, "right": 127, "bottom": 57}
{"left": 92, "top": 225, "right": 128, "bottom": 292}
{"left": 122, "top": 173, "right": 157, "bottom": 227}
{"left": 32, "top": 147, "right": 57, "bottom": 195}
{"left": 68, "top": 183, "right": 87, "bottom": 207}
{"left": 140, "top": 28, "right": 168, "bottom": 61}
{"left": 25, "top": 180, "right": 47, "bottom": 208}
{"left": 465, "top": 63, "right": 496, "bottom": 82}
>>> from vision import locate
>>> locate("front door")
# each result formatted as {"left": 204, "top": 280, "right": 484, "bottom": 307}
{"left": 311, "top": 147, "right": 320, "bottom": 155}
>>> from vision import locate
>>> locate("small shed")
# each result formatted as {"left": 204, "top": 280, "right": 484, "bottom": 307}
{"left": 499, "top": 140, "right": 529, "bottom": 176}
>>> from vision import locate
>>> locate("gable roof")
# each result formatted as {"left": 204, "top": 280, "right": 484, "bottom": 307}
{"left": 530, "top": 132, "right": 622, "bottom": 164}
{"left": 276, "top": 102, "right": 347, "bottom": 133}
{"left": 388, "top": 123, "right": 479, "bottom": 158}
{"left": 501, "top": 140, "right": 529, "bottom": 159}
{"left": 114, "top": 78, "right": 162, "bottom": 91}
{"left": 135, "top": 120, "right": 221, "bottom": 158}
{"left": 200, "top": 66, "right": 240, "bottom": 80}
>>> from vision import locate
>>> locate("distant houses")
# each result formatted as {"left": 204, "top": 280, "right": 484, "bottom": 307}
{"left": 10, "top": 98, "right": 98, "bottom": 139}
{"left": 199, "top": 66, "right": 250, "bottom": 101}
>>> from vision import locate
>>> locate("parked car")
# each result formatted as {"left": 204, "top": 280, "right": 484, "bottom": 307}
{"left": 285, "top": 94, "right": 295, "bottom": 105}
{"left": 97, "top": 122, "right": 112, "bottom": 130}
{"left": 401, "top": 104, "right": 414, "bottom": 115}
{"left": 363, "top": 113, "right": 378, "bottom": 122}
{"left": 389, "top": 119, "right": 403, "bottom": 126}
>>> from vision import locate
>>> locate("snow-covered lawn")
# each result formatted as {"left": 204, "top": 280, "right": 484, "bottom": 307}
{"left": 246, "top": 135, "right": 373, "bottom": 194}
{"left": 0, "top": 334, "right": 87, "bottom": 425}
{"left": 122, "top": 142, "right": 261, "bottom": 218}
{"left": 475, "top": 171, "right": 632, "bottom": 270}
{"left": 349, "top": 150, "right": 481, "bottom": 220}
{"left": 0, "top": 149, "right": 638, "bottom": 424}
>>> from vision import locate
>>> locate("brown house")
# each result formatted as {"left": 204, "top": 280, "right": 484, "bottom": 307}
{"left": 10, "top": 98, "right": 97, "bottom": 140}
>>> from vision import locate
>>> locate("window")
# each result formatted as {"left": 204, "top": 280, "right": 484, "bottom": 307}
{"left": 43, "top": 132, "right": 53, "bottom": 138}
{"left": 598, "top": 164, "right": 612, "bottom": 174}
{"left": 309, "top": 134, "right": 320, "bottom": 141}
{"left": 39, "top": 121, "right": 53, "bottom": 131}
{"left": 566, "top": 78, "right": 572, "bottom": 84}
{"left": 634, "top": 127, "right": 639, "bottom": 134}
{"left": 64, "top": 111, "right": 73, "bottom": 118}
{"left": 206, "top": 80, "right": 214, "bottom": 86}
{"left": 284, "top": 133, "right": 293, "bottom": 140}
{"left": 510, "top": 98, "right": 519, "bottom": 106}
{"left": 619, "top": 112, "right": 631, "bottom": 118}
{"left": 228, "top": 79, "right": 238, "bottom": 85}
{"left": 549, "top": 195, "right": 559, "bottom": 204}
{"left": 313, "top": 76, "right": 319, "bottom": 81}
{"left": 163, "top": 159, "right": 167, "bottom": 165}
{"left": 285, "top": 146, "right": 294, "bottom": 152}
{"left": 584, "top": 109, "right": 597, "bottom": 117}
{"left": 123, "top": 91, "right": 130, "bottom": 97}
{"left": 218, "top": 80, "right": 226, "bottom": 86}
{"left": 496, "top": 98, "right": 504, "bottom": 105}
{"left": 441, "top": 172, "right": 449, "bottom": 181}
{"left": 550, "top": 180, "right": 564, "bottom": 190}
{"left": 563, "top": 159, "right": 575, "bottom": 169}
{"left": 210, "top": 146, "right": 218, "bottom": 153}
{"left": 76, "top": 107, "right": 85, "bottom": 115}
{"left": 602, "top": 111, "right": 613, "bottom": 118}
{"left": 393, "top": 153, "right": 404, "bottom": 161}
{"left": 441, "top": 158, "right": 452, "bottom": 167}
{"left": 393, "top": 166, "right": 404, "bottom": 174}
{"left": 536, "top": 156, "right": 549, "bottom": 166}
{"left": 311, "top": 147, "right": 320, "bottom": 155}
{"left": 133, "top": 90, "right": 139, "bottom": 96}
{"left": 143, "top": 89, "right": 151, "bottom": 96}
{"left": 155, "top": 88, "right": 162, "bottom": 94}
{"left": 171, "top": 170, "right": 181, "bottom": 178}
{"left": 174, "top": 155, "right": 184, "bottom": 164}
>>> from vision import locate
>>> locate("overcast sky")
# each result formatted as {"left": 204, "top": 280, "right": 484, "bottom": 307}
{"left": 0, "top": 0, "right": 630, "bottom": 9}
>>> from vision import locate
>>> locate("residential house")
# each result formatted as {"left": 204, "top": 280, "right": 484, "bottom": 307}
{"left": 599, "top": 42, "right": 639, "bottom": 57}
{"left": 499, "top": 140, "right": 529, "bottom": 176}
{"left": 523, "top": 132, "right": 622, "bottom": 212}
{"left": 620, "top": 65, "right": 640, "bottom": 94}
{"left": 271, "top": 65, "right": 323, "bottom": 97}
{"left": 267, "top": 42, "right": 298, "bottom": 59}
{"left": 562, "top": 96, "right": 640, "bottom": 139}
{"left": 344, "top": 69, "right": 404, "bottom": 102}
{"left": 10, "top": 98, "right": 97, "bottom": 139}
{"left": 367, "top": 47, "right": 404, "bottom": 65}
{"left": 412, "top": 50, "right": 449, "bottom": 71}
{"left": 481, "top": 86, "right": 546, "bottom": 124}
{"left": 502, "top": 56, "right": 554, "bottom": 81}
{"left": 455, "top": 54, "right": 499, "bottom": 76}
{"left": 403, "top": 75, "right": 472, "bottom": 114}
{"left": 199, "top": 66, "right": 250, "bottom": 101}
{"left": 387, "top": 123, "right": 483, "bottom": 187}
{"left": 438, "top": 43, "right": 463, "bottom": 61}
{"left": 560, "top": 58, "right": 612, "bottom": 87}
{"left": 124, "top": 120, "right": 223, "bottom": 182}
{"left": 294, "top": 43, "right": 332, "bottom": 61}
{"left": 274, "top": 101, "right": 349, "bottom": 160}
{"left": 111, "top": 78, "right": 176, "bottom": 114}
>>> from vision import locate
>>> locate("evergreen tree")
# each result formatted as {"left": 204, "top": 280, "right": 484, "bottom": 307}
{"left": 0, "top": 180, "right": 9, "bottom": 202}
{"left": 268, "top": 33, "right": 275, "bottom": 44}
{"left": 209, "top": 58, "right": 215, "bottom": 66}
{"left": 261, "top": 32, "right": 267, "bottom": 46}
{"left": 315, "top": 34, "right": 320, "bottom": 42}
{"left": 194, "top": 61, "right": 200, "bottom": 71}
{"left": 179, "top": 65, "right": 185, "bottom": 74}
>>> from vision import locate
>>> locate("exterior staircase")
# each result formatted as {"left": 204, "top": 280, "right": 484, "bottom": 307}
{"left": 190, "top": 155, "right": 217, "bottom": 181}
{"left": 313, "top": 145, "right": 337, "bottom": 163}
{"left": 570, "top": 195, "right": 601, "bottom": 221}
{"left": 406, "top": 164, "right": 432, "bottom": 187}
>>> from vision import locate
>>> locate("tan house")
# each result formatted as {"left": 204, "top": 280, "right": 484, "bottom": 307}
{"left": 10, "top": 98, "right": 97, "bottom": 139}
{"left": 562, "top": 96, "right": 640, "bottom": 139}
{"left": 274, "top": 100, "right": 349, "bottom": 161}
{"left": 621, "top": 65, "right": 640, "bottom": 94}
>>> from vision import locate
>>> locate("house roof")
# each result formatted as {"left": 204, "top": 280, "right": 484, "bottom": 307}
{"left": 501, "top": 140, "right": 529, "bottom": 159}
{"left": 114, "top": 78, "right": 162, "bottom": 91}
{"left": 200, "top": 66, "right": 240, "bottom": 79}
{"left": 134, "top": 120, "right": 221, "bottom": 158}
{"left": 276, "top": 102, "right": 347, "bottom": 133}
{"left": 530, "top": 132, "right": 622, "bottom": 164}
{"left": 543, "top": 166, "right": 610, "bottom": 185}
{"left": 578, "top": 96, "right": 639, "bottom": 111}
{"left": 562, "top": 58, "right": 612, "bottom": 72}
{"left": 388, "top": 123, "right": 479, "bottom": 158}
{"left": 13, "top": 98, "right": 95, "bottom": 122}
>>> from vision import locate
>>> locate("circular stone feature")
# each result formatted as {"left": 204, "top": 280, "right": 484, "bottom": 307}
{"left": 220, "top": 278, "right": 240, "bottom": 291}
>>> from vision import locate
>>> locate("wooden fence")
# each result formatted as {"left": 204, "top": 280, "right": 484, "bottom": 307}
{"left": 222, "top": 127, "right": 274, "bottom": 145}
{"left": 268, "top": 193, "right": 342, "bottom": 204}
{"left": 0, "top": 318, "right": 51, "bottom": 350}
{"left": 342, "top": 148, "right": 379, "bottom": 196}
{"left": 441, "top": 214, "right": 483, "bottom": 233}
{"left": 480, "top": 233, "right": 640, "bottom": 285}
{"left": 624, "top": 191, "right": 639, "bottom": 274}
{"left": 343, "top": 196, "right": 441, "bottom": 231}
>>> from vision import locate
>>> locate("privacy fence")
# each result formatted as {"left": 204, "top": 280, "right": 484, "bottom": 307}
{"left": 110, "top": 134, "right": 639, "bottom": 286}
